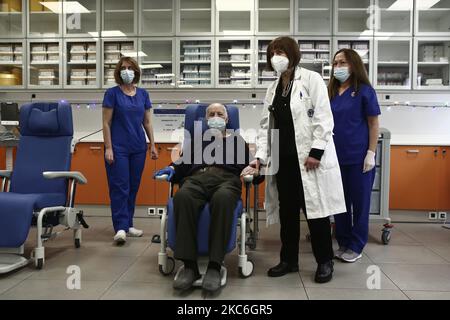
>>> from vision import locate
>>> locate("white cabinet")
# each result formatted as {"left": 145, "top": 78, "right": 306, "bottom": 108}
{"left": 0, "top": 0, "right": 24, "bottom": 37}
{"left": 216, "top": 38, "right": 253, "bottom": 88}
{"left": 215, "top": 0, "right": 254, "bottom": 35}
{"left": 256, "top": 0, "right": 292, "bottom": 34}
{"left": 296, "top": 0, "right": 332, "bottom": 35}
{"left": 375, "top": 0, "right": 413, "bottom": 35}
{"left": 0, "top": 40, "right": 25, "bottom": 88}
{"left": 102, "top": 38, "right": 137, "bottom": 87}
{"left": 64, "top": 40, "right": 99, "bottom": 88}
{"left": 177, "top": 0, "right": 213, "bottom": 35}
{"left": 140, "top": 0, "right": 174, "bottom": 35}
{"left": 28, "top": 0, "right": 62, "bottom": 37}
{"left": 374, "top": 38, "right": 412, "bottom": 90}
{"left": 102, "top": 0, "right": 137, "bottom": 36}
{"left": 28, "top": 40, "right": 62, "bottom": 87}
{"left": 139, "top": 38, "right": 175, "bottom": 88}
{"left": 255, "top": 38, "right": 276, "bottom": 88}
{"left": 298, "top": 38, "right": 331, "bottom": 82}
{"left": 335, "top": 38, "right": 373, "bottom": 79}
{"left": 335, "top": 0, "right": 373, "bottom": 35}
{"left": 413, "top": 38, "right": 450, "bottom": 90}
{"left": 63, "top": 0, "right": 100, "bottom": 37}
{"left": 177, "top": 38, "right": 213, "bottom": 88}
{"left": 415, "top": 0, "right": 450, "bottom": 35}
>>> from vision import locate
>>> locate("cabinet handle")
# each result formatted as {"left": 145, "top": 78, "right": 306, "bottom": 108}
{"left": 406, "top": 150, "right": 419, "bottom": 154}
{"left": 167, "top": 147, "right": 178, "bottom": 151}
{"left": 443, "top": 149, "right": 447, "bottom": 155}
{"left": 89, "top": 147, "right": 102, "bottom": 151}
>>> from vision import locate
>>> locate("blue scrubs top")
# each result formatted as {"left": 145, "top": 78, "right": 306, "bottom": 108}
{"left": 102, "top": 86, "right": 152, "bottom": 153}
{"left": 330, "top": 84, "right": 381, "bottom": 165}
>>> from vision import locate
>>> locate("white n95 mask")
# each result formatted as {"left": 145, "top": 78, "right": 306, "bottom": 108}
{"left": 120, "top": 69, "right": 135, "bottom": 84}
{"left": 271, "top": 55, "right": 289, "bottom": 76}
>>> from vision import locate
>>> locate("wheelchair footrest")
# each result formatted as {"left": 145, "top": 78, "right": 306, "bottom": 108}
{"left": 0, "top": 254, "right": 29, "bottom": 274}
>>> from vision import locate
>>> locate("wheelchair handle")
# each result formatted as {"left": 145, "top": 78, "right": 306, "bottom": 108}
{"left": 243, "top": 175, "right": 254, "bottom": 183}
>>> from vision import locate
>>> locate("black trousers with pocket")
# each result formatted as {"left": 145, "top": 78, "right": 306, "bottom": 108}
{"left": 173, "top": 167, "right": 242, "bottom": 265}
{"left": 276, "top": 155, "right": 334, "bottom": 265}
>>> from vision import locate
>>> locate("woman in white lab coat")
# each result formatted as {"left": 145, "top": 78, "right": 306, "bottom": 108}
{"left": 244, "top": 37, "right": 346, "bottom": 283}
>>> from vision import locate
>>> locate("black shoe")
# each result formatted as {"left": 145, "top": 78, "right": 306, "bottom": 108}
{"left": 173, "top": 268, "right": 200, "bottom": 291}
{"left": 267, "top": 262, "right": 299, "bottom": 277}
{"left": 202, "top": 268, "right": 222, "bottom": 292}
{"left": 315, "top": 261, "right": 334, "bottom": 284}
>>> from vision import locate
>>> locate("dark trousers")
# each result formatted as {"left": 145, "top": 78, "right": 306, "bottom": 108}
{"left": 173, "top": 168, "right": 242, "bottom": 264}
{"left": 276, "top": 155, "right": 334, "bottom": 265}
{"left": 105, "top": 150, "right": 146, "bottom": 233}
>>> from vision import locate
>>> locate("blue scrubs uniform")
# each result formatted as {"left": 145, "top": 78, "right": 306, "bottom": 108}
{"left": 330, "top": 84, "right": 381, "bottom": 254}
{"left": 103, "top": 86, "right": 152, "bottom": 232}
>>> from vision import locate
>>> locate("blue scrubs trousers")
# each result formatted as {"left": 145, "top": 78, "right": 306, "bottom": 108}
{"left": 105, "top": 150, "right": 147, "bottom": 233}
{"left": 335, "top": 164, "right": 375, "bottom": 254}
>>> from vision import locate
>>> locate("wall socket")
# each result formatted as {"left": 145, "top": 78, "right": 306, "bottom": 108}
{"left": 157, "top": 208, "right": 166, "bottom": 216}
{"left": 147, "top": 207, "right": 156, "bottom": 216}
{"left": 429, "top": 212, "right": 438, "bottom": 220}
{"left": 439, "top": 212, "right": 447, "bottom": 221}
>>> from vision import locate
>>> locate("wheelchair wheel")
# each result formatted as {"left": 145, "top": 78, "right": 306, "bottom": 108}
{"left": 159, "top": 257, "right": 175, "bottom": 276}
{"left": 239, "top": 259, "right": 254, "bottom": 278}
{"left": 74, "top": 238, "right": 81, "bottom": 248}
{"left": 35, "top": 258, "right": 44, "bottom": 270}
{"left": 382, "top": 230, "right": 391, "bottom": 245}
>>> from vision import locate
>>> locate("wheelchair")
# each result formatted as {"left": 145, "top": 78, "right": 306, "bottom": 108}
{"left": 0, "top": 102, "right": 89, "bottom": 273}
{"left": 153, "top": 104, "right": 262, "bottom": 288}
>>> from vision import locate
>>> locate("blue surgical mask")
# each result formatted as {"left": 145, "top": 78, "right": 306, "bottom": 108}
{"left": 207, "top": 117, "right": 226, "bottom": 131}
{"left": 120, "top": 69, "right": 135, "bottom": 84}
{"left": 334, "top": 67, "right": 351, "bottom": 83}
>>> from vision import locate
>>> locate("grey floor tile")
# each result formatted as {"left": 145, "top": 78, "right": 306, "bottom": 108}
{"left": 0, "top": 279, "right": 113, "bottom": 300}
{"left": 394, "top": 224, "right": 450, "bottom": 246}
{"left": 206, "top": 285, "right": 308, "bottom": 300}
{"left": 379, "top": 264, "right": 450, "bottom": 291}
{"left": 404, "top": 291, "right": 450, "bottom": 300}
{"left": 364, "top": 245, "right": 449, "bottom": 265}
{"left": 306, "top": 287, "right": 409, "bottom": 300}
{"left": 301, "top": 262, "right": 397, "bottom": 290}
{"left": 118, "top": 255, "right": 181, "bottom": 284}
{"left": 427, "top": 246, "right": 450, "bottom": 263}
{"left": 27, "top": 252, "right": 137, "bottom": 282}
{"left": 100, "top": 281, "right": 204, "bottom": 300}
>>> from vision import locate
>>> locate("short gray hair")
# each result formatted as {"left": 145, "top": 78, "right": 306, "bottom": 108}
{"left": 206, "top": 103, "right": 227, "bottom": 117}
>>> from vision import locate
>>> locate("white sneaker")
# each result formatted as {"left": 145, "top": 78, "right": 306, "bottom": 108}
{"left": 114, "top": 230, "right": 127, "bottom": 244}
{"left": 341, "top": 249, "right": 362, "bottom": 263}
{"left": 128, "top": 227, "right": 143, "bottom": 237}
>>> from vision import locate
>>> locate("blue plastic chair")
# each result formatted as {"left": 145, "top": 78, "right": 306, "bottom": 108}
{"left": 0, "top": 102, "right": 88, "bottom": 273}
{"left": 155, "top": 104, "right": 256, "bottom": 286}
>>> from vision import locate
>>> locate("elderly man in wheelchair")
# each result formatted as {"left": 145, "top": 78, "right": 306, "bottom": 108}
{"left": 154, "top": 103, "right": 257, "bottom": 293}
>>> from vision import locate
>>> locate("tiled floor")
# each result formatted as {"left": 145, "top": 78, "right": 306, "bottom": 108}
{"left": 1, "top": 210, "right": 450, "bottom": 300}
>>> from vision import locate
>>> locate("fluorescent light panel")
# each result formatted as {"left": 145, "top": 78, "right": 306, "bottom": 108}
{"left": 39, "top": 1, "right": 90, "bottom": 14}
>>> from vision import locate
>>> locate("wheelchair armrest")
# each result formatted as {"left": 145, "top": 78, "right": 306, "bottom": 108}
{"left": 43, "top": 171, "right": 88, "bottom": 185}
{"left": 0, "top": 170, "right": 12, "bottom": 179}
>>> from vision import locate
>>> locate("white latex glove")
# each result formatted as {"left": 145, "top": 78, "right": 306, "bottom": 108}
{"left": 363, "top": 150, "right": 376, "bottom": 173}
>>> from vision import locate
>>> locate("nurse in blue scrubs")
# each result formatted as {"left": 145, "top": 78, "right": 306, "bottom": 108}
{"left": 102, "top": 56, "right": 158, "bottom": 245}
{"left": 328, "top": 49, "right": 381, "bottom": 262}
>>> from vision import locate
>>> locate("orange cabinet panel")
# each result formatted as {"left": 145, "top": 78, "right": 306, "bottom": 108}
{"left": 71, "top": 143, "right": 110, "bottom": 205}
{"left": 438, "top": 147, "right": 450, "bottom": 210}
{"left": 0, "top": 147, "right": 5, "bottom": 169}
{"left": 390, "top": 146, "right": 440, "bottom": 210}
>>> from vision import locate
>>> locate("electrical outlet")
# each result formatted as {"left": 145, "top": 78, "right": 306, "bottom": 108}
{"left": 429, "top": 212, "right": 437, "bottom": 220}
{"left": 157, "top": 208, "right": 166, "bottom": 216}
{"left": 147, "top": 207, "right": 156, "bottom": 216}
{"left": 439, "top": 212, "right": 447, "bottom": 221}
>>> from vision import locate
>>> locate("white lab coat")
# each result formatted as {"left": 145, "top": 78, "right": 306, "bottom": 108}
{"left": 255, "top": 67, "right": 346, "bottom": 225}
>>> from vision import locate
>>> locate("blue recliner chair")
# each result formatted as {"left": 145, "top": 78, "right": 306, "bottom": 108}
{"left": 0, "top": 102, "right": 88, "bottom": 273}
{"left": 155, "top": 104, "right": 257, "bottom": 287}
